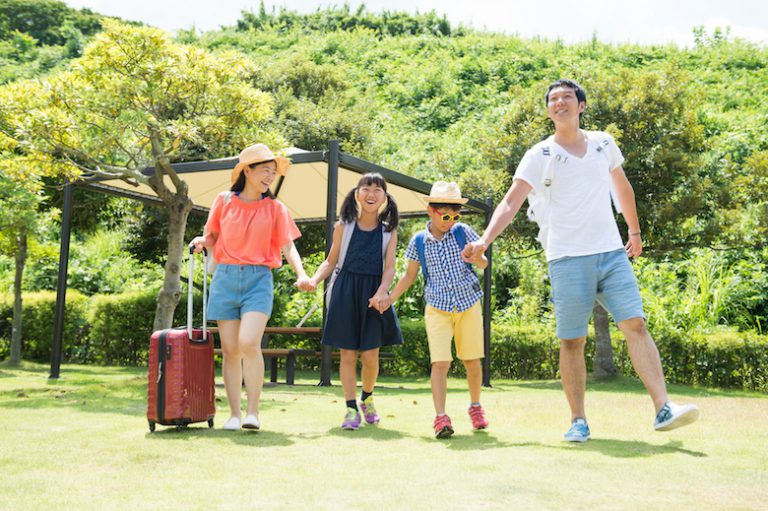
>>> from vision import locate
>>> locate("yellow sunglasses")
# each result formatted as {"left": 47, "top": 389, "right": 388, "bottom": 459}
{"left": 430, "top": 206, "right": 461, "bottom": 222}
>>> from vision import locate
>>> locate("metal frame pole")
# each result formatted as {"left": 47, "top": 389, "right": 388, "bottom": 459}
{"left": 320, "top": 140, "right": 340, "bottom": 386}
{"left": 482, "top": 197, "right": 493, "bottom": 387}
{"left": 50, "top": 180, "right": 73, "bottom": 379}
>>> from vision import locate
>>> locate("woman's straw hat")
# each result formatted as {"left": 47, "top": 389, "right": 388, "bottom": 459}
{"left": 231, "top": 143, "right": 290, "bottom": 184}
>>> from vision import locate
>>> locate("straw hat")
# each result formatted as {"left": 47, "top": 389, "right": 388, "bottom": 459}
{"left": 421, "top": 181, "right": 468, "bottom": 204}
{"left": 230, "top": 143, "right": 290, "bottom": 185}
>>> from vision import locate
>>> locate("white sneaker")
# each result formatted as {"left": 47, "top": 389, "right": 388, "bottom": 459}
{"left": 242, "top": 414, "right": 261, "bottom": 430}
{"left": 654, "top": 402, "right": 700, "bottom": 431}
{"left": 222, "top": 416, "right": 241, "bottom": 431}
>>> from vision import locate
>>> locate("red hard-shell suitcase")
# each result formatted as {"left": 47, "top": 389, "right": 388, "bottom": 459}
{"left": 147, "top": 250, "right": 215, "bottom": 432}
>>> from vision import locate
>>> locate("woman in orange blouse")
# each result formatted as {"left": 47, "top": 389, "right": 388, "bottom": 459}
{"left": 190, "top": 144, "right": 312, "bottom": 431}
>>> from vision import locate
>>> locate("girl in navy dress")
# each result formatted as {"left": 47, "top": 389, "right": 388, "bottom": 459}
{"left": 305, "top": 173, "right": 403, "bottom": 430}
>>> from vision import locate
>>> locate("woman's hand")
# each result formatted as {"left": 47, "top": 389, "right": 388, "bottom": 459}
{"left": 294, "top": 276, "right": 316, "bottom": 292}
{"left": 189, "top": 236, "right": 207, "bottom": 253}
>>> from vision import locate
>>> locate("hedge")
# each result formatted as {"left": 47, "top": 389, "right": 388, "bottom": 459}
{"left": 2, "top": 291, "right": 767, "bottom": 392}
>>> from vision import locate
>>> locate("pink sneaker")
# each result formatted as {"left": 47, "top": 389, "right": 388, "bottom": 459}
{"left": 468, "top": 404, "right": 489, "bottom": 430}
{"left": 433, "top": 414, "right": 454, "bottom": 439}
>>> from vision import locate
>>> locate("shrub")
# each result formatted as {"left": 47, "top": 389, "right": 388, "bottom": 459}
{"left": 0, "top": 290, "right": 89, "bottom": 362}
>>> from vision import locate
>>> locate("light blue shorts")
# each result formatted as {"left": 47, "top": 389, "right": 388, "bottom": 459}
{"left": 207, "top": 264, "right": 273, "bottom": 320}
{"left": 548, "top": 249, "right": 645, "bottom": 339}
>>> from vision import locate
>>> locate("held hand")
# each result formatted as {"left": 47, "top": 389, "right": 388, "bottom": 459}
{"left": 294, "top": 276, "right": 316, "bottom": 292}
{"left": 625, "top": 233, "right": 643, "bottom": 259}
{"left": 461, "top": 240, "right": 487, "bottom": 263}
{"left": 189, "top": 236, "right": 207, "bottom": 253}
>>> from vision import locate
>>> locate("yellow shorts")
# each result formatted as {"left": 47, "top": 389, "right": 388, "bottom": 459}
{"left": 424, "top": 301, "right": 484, "bottom": 363}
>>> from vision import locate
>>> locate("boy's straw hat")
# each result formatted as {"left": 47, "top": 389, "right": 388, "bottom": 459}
{"left": 422, "top": 181, "right": 469, "bottom": 204}
{"left": 231, "top": 143, "right": 290, "bottom": 184}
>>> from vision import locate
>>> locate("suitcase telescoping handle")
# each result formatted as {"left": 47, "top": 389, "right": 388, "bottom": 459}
{"left": 187, "top": 247, "right": 208, "bottom": 340}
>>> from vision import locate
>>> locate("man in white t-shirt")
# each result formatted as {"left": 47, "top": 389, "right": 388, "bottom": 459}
{"left": 463, "top": 79, "right": 699, "bottom": 442}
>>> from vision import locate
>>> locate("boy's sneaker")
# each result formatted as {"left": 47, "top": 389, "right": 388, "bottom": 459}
{"left": 654, "top": 402, "right": 700, "bottom": 431}
{"left": 360, "top": 396, "right": 380, "bottom": 425}
{"left": 341, "top": 408, "right": 361, "bottom": 430}
{"left": 564, "top": 418, "right": 590, "bottom": 442}
{"left": 433, "top": 414, "right": 454, "bottom": 439}
{"left": 468, "top": 404, "right": 489, "bottom": 430}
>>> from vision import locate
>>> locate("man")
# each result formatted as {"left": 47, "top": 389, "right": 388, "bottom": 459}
{"left": 463, "top": 79, "right": 699, "bottom": 442}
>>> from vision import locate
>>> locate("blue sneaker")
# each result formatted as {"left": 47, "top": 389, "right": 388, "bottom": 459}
{"left": 654, "top": 402, "right": 700, "bottom": 431}
{"left": 564, "top": 418, "right": 590, "bottom": 442}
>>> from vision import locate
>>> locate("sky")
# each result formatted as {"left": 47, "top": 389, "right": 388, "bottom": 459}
{"left": 64, "top": 0, "right": 768, "bottom": 47}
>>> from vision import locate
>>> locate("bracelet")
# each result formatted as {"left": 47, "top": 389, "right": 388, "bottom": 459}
{"left": 629, "top": 231, "right": 641, "bottom": 236}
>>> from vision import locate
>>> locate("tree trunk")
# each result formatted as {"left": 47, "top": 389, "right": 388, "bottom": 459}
{"left": 593, "top": 303, "right": 617, "bottom": 379}
{"left": 152, "top": 195, "right": 193, "bottom": 331}
{"left": 9, "top": 225, "right": 26, "bottom": 365}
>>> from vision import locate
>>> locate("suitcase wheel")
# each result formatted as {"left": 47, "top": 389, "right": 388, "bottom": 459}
{"left": 208, "top": 418, "right": 214, "bottom": 429}
{"left": 175, "top": 424, "right": 183, "bottom": 432}
{"left": 148, "top": 420, "right": 156, "bottom": 433}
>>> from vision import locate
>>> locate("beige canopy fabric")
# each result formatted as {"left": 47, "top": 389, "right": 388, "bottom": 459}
{"left": 86, "top": 148, "right": 491, "bottom": 220}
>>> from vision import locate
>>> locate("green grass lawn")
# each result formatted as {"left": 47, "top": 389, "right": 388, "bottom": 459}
{"left": 0, "top": 362, "right": 766, "bottom": 510}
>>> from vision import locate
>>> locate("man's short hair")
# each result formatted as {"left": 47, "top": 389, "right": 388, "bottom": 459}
{"left": 545, "top": 79, "right": 587, "bottom": 105}
{"left": 545, "top": 79, "right": 587, "bottom": 120}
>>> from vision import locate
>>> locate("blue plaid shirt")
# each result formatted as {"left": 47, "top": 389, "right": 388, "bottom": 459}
{"left": 405, "top": 222, "right": 483, "bottom": 313}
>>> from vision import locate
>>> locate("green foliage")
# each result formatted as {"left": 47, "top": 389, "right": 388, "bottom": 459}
{"left": 614, "top": 326, "right": 768, "bottom": 392}
{"left": 0, "top": 0, "right": 102, "bottom": 45}
{"left": 236, "top": 4, "right": 455, "bottom": 38}
{"left": 0, "top": 290, "right": 89, "bottom": 361}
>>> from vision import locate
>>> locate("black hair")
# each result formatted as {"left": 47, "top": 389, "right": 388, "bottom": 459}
{"left": 545, "top": 79, "right": 587, "bottom": 120}
{"left": 230, "top": 162, "right": 275, "bottom": 198}
{"left": 427, "top": 202, "right": 462, "bottom": 212}
{"left": 339, "top": 172, "right": 399, "bottom": 232}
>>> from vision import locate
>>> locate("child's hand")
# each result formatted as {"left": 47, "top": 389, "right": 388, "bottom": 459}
{"left": 368, "top": 292, "right": 390, "bottom": 314}
{"left": 295, "top": 276, "right": 316, "bottom": 292}
{"left": 462, "top": 240, "right": 487, "bottom": 263}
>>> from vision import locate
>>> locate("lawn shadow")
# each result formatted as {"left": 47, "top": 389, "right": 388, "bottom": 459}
{"left": 424, "top": 430, "right": 542, "bottom": 451}
{"left": 552, "top": 438, "right": 707, "bottom": 458}
{"left": 324, "top": 424, "right": 411, "bottom": 441}
{"left": 145, "top": 426, "right": 295, "bottom": 447}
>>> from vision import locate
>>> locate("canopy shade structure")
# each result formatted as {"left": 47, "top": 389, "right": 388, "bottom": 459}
{"left": 50, "top": 141, "right": 494, "bottom": 386}
{"left": 82, "top": 149, "right": 491, "bottom": 220}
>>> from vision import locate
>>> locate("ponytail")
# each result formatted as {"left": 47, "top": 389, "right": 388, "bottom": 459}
{"left": 339, "top": 188, "right": 359, "bottom": 224}
{"left": 379, "top": 192, "right": 399, "bottom": 232}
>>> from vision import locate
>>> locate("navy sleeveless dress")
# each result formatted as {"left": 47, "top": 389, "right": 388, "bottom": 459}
{"left": 322, "top": 223, "right": 404, "bottom": 351}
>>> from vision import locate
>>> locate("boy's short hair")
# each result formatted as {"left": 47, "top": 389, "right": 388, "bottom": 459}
{"left": 428, "top": 202, "right": 462, "bottom": 212}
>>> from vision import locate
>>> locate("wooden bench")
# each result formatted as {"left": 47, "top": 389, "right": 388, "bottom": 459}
{"left": 211, "top": 327, "right": 322, "bottom": 385}
{"left": 210, "top": 326, "right": 394, "bottom": 385}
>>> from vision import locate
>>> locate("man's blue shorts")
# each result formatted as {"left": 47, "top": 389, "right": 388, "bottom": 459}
{"left": 207, "top": 264, "right": 273, "bottom": 320}
{"left": 548, "top": 249, "right": 645, "bottom": 339}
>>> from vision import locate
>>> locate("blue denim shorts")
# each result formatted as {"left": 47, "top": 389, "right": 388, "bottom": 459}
{"left": 207, "top": 264, "right": 274, "bottom": 320}
{"left": 548, "top": 249, "right": 645, "bottom": 339}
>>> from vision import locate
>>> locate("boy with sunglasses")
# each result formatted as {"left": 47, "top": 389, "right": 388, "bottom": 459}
{"left": 384, "top": 181, "right": 489, "bottom": 438}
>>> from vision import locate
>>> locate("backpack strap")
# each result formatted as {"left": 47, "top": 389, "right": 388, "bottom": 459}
{"left": 450, "top": 223, "right": 474, "bottom": 274}
{"left": 414, "top": 231, "right": 429, "bottom": 282}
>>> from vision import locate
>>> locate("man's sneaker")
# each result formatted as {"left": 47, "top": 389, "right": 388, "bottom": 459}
{"left": 564, "top": 418, "right": 590, "bottom": 442}
{"left": 360, "top": 396, "right": 380, "bottom": 425}
{"left": 433, "top": 414, "right": 454, "bottom": 439}
{"left": 654, "top": 402, "right": 700, "bottom": 431}
{"left": 468, "top": 404, "right": 489, "bottom": 430}
{"left": 341, "top": 408, "right": 361, "bottom": 430}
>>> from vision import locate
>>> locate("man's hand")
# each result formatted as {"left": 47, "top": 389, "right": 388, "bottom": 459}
{"left": 462, "top": 240, "right": 488, "bottom": 263}
{"left": 625, "top": 232, "right": 643, "bottom": 259}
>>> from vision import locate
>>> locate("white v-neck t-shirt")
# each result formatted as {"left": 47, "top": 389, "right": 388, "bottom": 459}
{"left": 513, "top": 130, "right": 625, "bottom": 261}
